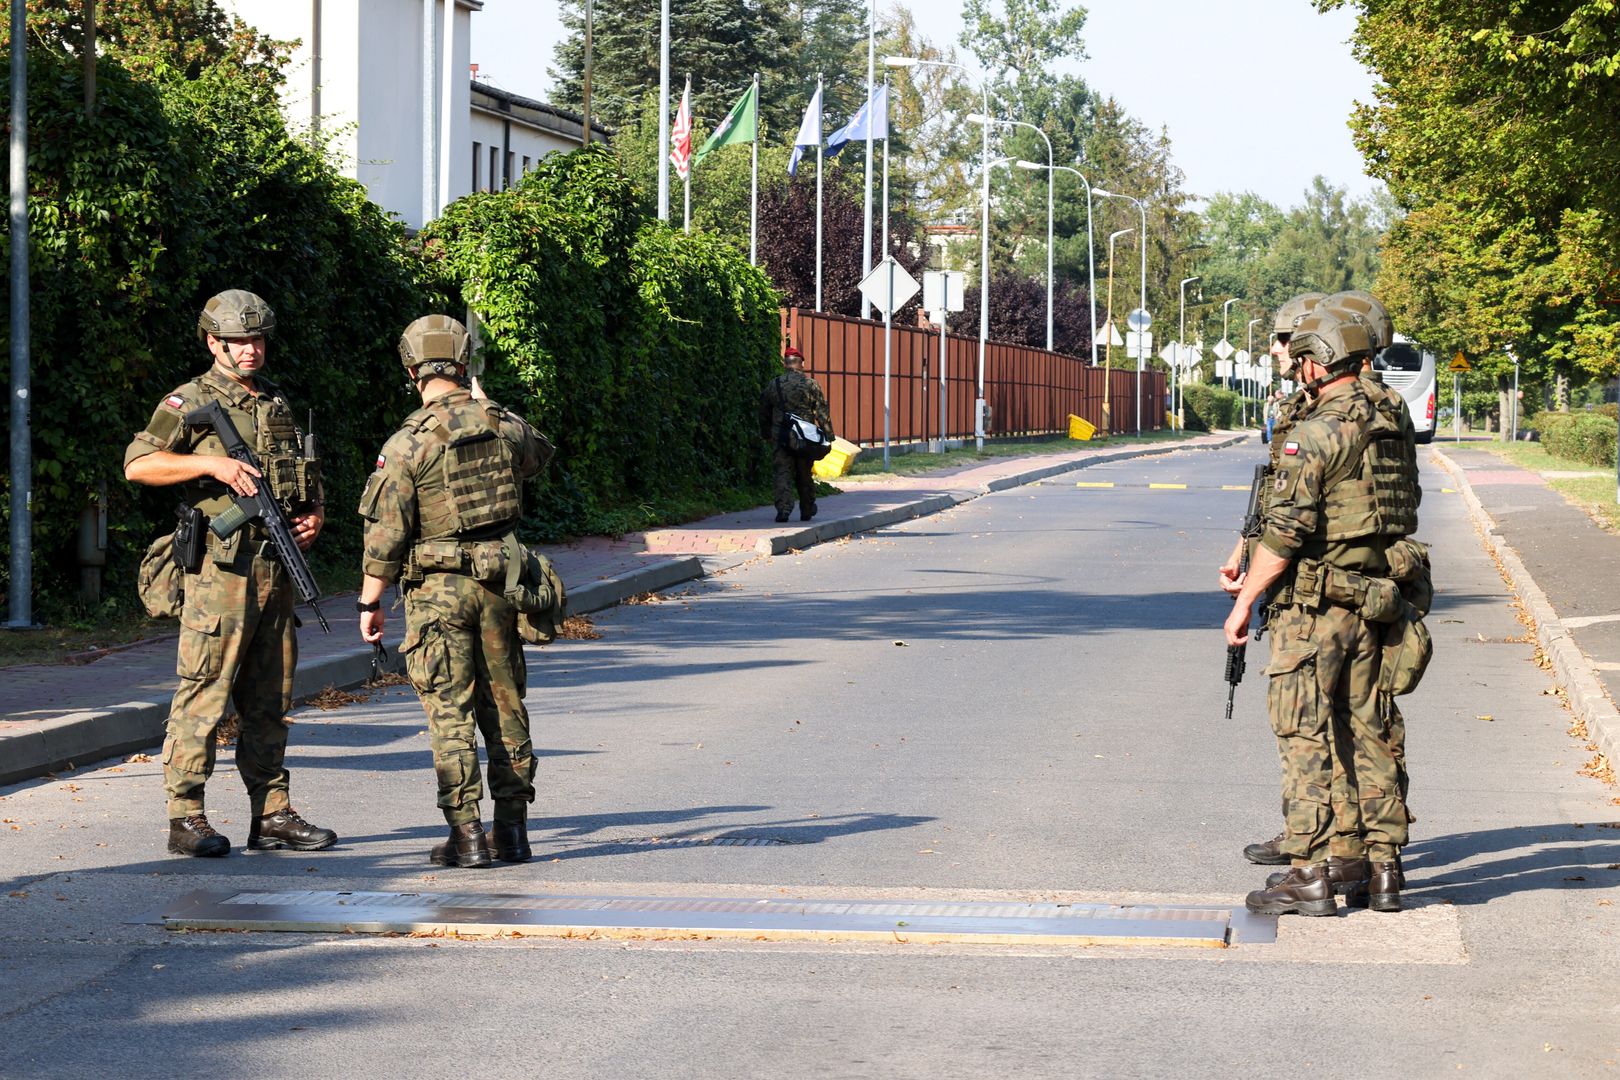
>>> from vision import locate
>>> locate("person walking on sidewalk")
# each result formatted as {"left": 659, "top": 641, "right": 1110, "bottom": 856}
{"left": 355, "top": 316, "right": 553, "bottom": 869}
{"left": 759, "top": 346, "right": 832, "bottom": 523}
{"left": 123, "top": 290, "right": 337, "bottom": 858}
{"left": 1223, "top": 306, "right": 1422, "bottom": 916}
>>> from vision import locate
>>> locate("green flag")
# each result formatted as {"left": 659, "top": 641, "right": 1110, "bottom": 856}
{"left": 694, "top": 82, "right": 758, "bottom": 165}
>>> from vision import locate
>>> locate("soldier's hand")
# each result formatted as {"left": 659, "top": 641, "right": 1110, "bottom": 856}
{"left": 360, "top": 609, "right": 385, "bottom": 645}
{"left": 292, "top": 508, "right": 324, "bottom": 552}
{"left": 209, "top": 457, "right": 262, "bottom": 497}
{"left": 469, "top": 375, "right": 487, "bottom": 401}
{"left": 1224, "top": 599, "right": 1252, "bottom": 647}
{"left": 1218, "top": 562, "right": 1246, "bottom": 595}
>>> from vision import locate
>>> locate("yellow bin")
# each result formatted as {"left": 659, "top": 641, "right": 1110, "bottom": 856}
{"left": 813, "top": 437, "right": 861, "bottom": 480}
{"left": 1067, "top": 414, "right": 1097, "bottom": 441}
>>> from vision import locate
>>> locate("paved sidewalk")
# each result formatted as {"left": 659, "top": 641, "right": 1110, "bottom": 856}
{"left": 1433, "top": 444, "right": 1620, "bottom": 765}
{"left": 0, "top": 431, "right": 1245, "bottom": 783}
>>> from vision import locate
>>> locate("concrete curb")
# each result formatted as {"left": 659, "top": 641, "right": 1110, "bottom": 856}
{"left": 1430, "top": 447, "right": 1620, "bottom": 768}
{"left": 0, "top": 434, "right": 1248, "bottom": 787}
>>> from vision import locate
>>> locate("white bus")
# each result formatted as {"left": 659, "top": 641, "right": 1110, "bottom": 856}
{"left": 1374, "top": 334, "right": 1438, "bottom": 443}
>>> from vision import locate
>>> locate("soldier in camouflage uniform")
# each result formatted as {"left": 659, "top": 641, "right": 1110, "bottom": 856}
{"left": 124, "top": 289, "right": 338, "bottom": 857}
{"left": 759, "top": 346, "right": 833, "bottom": 523}
{"left": 1225, "top": 307, "right": 1423, "bottom": 916}
{"left": 357, "top": 315, "right": 552, "bottom": 868}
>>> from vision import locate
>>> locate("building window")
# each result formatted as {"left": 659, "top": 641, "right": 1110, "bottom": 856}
{"left": 506, "top": 152, "right": 515, "bottom": 187}
{"left": 522, "top": 155, "right": 530, "bottom": 174}
{"left": 489, "top": 146, "right": 498, "bottom": 192}
{"left": 472, "top": 142, "right": 482, "bottom": 192}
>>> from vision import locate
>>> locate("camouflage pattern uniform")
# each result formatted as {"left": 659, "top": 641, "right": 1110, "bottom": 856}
{"left": 759, "top": 370, "right": 833, "bottom": 517}
{"left": 359, "top": 388, "right": 550, "bottom": 826}
{"left": 125, "top": 366, "right": 319, "bottom": 820}
{"left": 1261, "top": 377, "right": 1420, "bottom": 864}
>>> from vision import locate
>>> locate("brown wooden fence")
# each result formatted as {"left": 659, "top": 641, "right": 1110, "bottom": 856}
{"left": 780, "top": 308, "right": 1165, "bottom": 446}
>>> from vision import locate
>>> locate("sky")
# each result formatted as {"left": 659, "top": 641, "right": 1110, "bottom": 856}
{"left": 469, "top": 1, "right": 1381, "bottom": 210}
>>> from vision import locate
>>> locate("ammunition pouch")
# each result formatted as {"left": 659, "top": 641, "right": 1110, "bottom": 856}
{"left": 1273, "top": 556, "right": 1407, "bottom": 624}
{"left": 1386, "top": 537, "right": 1434, "bottom": 618}
{"left": 137, "top": 532, "right": 185, "bottom": 619}
{"left": 503, "top": 533, "right": 567, "bottom": 645}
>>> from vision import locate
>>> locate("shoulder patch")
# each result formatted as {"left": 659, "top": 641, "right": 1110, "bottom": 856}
{"left": 1283, "top": 441, "right": 1300, "bottom": 456}
{"left": 375, "top": 454, "right": 386, "bottom": 470}
{"left": 164, "top": 394, "right": 186, "bottom": 409}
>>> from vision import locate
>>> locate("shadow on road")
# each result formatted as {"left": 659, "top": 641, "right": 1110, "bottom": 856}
{"left": 1404, "top": 822, "right": 1620, "bottom": 904}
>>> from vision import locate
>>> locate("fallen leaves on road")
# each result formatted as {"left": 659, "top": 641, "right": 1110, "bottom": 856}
{"left": 214, "top": 715, "right": 240, "bottom": 745}
{"left": 8, "top": 891, "right": 26, "bottom": 898}
{"left": 893, "top": 640, "right": 909, "bottom": 647}
{"left": 124, "top": 753, "right": 153, "bottom": 764}
{"left": 622, "top": 592, "right": 663, "bottom": 605}
{"left": 558, "top": 615, "right": 601, "bottom": 640}
{"left": 1579, "top": 753, "right": 1616, "bottom": 786}
{"left": 366, "top": 671, "right": 410, "bottom": 688}
{"left": 307, "top": 686, "right": 370, "bottom": 711}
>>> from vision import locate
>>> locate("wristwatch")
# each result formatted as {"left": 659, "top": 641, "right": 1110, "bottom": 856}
{"left": 355, "top": 599, "right": 381, "bottom": 613}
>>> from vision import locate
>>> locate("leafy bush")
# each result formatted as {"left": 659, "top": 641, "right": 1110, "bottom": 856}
{"left": 1181, "top": 383, "right": 1241, "bottom": 431}
{"left": 1538, "top": 411, "right": 1618, "bottom": 468}
{"left": 420, "top": 148, "right": 783, "bottom": 540}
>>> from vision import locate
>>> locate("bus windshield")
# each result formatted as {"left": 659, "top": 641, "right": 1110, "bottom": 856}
{"left": 1376, "top": 343, "right": 1425, "bottom": 372}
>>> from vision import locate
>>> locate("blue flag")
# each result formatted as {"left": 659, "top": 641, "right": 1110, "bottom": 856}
{"left": 825, "top": 84, "right": 889, "bottom": 160}
{"left": 788, "top": 85, "right": 824, "bottom": 177}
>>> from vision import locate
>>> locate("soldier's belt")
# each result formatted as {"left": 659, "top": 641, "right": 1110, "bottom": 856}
{"left": 1272, "top": 557, "right": 1405, "bottom": 623}
{"left": 406, "top": 539, "right": 508, "bottom": 581}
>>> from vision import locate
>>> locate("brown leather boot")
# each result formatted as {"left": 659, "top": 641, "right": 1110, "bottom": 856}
{"left": 430, "top": 821, "right": 492, "bottom": 868}
{"left": 1242, "top": 832, "right": 1290, "bottom": 865}
{"left": 1366, "top": 861, "right": 1402, "bottom": 912}
{"left": 1245, "top": 863, "right": 1338, "bottom": 916}
{"left": 490, "top": 819, "right": 532, "bottom": 864}
{"left": 168, "top": 815, "right": 230, "bottom": 858}
{"left": 1267, "top": 855, "right": 1369, "bottom": 898}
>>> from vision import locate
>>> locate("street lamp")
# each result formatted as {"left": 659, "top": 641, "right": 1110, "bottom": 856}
{"left": 1178, "top": 277, "right": 1199, "bottom": 429}
{"left": 1103, "top": 227, "right": 1135, "bottom": 433}
{"left": 1222, "top": 298, "right": 1242, "bottom": 395}
{"left": 1094, "top": 188, "right": 1148, "bottom": 433}
{"left": 1246, "top": 317, "right": 1263, "bottom": 427}
{"left": 1015, "top": 160, "right": 1097, "bottom": 369}
{"left": 972, "top": 115, "right": 1055, "bottom": 352}
{"left": 887, "top": 54, "right": 993, "bottom": 449}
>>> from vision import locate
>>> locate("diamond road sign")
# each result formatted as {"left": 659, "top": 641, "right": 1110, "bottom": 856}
{"left": 859, "top": 256, "right": 921, "bottom": 317}
{"left": 1213, "top": 338, "right": 1234, "bottom": 361}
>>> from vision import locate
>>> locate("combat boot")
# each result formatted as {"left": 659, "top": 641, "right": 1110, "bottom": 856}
{"left": 248, "top": 808, "right": 338, "bottom": 851}
{"left": 1366, "top": 861, "right": 1402, "bottom": 912}
{"left": 1245, "top": 863, "right": 1338, "bottom": 917}
{"left": 490, "top": 819, "right": 532, "bottom": 864}
{"left": 168, "top": 815, "right": 230, "bottom": 858}
{"left": 1242, "top": 832, "right": 1290, "bottom": 865}
{"left": 431, "top": 821, "right": 492, "bottom": 868}
{"left": 1267, "top": 855, "right": 1369, "bottom": 899}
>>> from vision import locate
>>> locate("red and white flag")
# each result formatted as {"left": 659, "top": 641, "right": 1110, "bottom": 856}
{"left": 670, "top": 82, "right": 692, "bottom": 181}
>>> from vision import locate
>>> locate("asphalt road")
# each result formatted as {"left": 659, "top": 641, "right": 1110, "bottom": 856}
{"left": 2, "top": 443, "right": 1617, "bottom": 1079}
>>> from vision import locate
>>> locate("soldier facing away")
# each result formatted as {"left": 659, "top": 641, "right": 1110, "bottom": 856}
{"left": 356, "top": 315, "right": 553, "bottom": 868}
{"left": 759, "top": 345, "right": 833, "bottom": 523}
{"left": 124, "top": 289, "right": 338, "bottom": 857}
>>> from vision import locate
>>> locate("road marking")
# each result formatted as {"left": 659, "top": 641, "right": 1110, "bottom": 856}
{"left": 1561, "top": 613, "right": 1620, "bottom": 630}
{"left": 1148, "top": 483, "right": 1188, "bottom": 490}
{"left": 1220, "top": 485, "right": 1250, "bottom": 491}
{"left": 1441, "top": 487, "right": 1458, "bottom": 493}
{"left": 1074, "top": 481, "right": 1116, "bottom": 488}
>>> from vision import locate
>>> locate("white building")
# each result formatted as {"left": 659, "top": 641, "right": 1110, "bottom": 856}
{"left": 223, "top": 0, "right": 604, "bottom": 229}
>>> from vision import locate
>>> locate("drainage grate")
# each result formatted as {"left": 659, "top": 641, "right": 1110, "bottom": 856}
{"left": 149, "top": 889, "right": 1273, "bottom": 947}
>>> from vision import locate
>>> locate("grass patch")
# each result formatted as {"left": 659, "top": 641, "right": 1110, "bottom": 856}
{"left": 1473, "top": 442, "right": 1620, "bottom": 533}
{"left": 0, "top": 603, "right": 172, "bottom": 668}
{"left": 841, "top": 429, "right": 1195, "bottom": 481}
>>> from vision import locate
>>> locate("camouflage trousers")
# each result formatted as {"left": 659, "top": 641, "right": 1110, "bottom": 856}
{"left": 401, "top": 572, "right": 535, "bottom": 827}
{"left": 773, "top": 448, "right": 816, "bottom": 516}
{"left": 1319, "top": 697, "right": 1411, "bottom": 858}
{"left": 163, "top": 550, "right": 296, "bottom": 820}
{"left": 1266, "top": 601, "right": 1408, "bottom": 863}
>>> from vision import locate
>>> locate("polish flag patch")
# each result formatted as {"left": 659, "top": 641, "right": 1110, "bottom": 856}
{"left": 1283, "top": 441, "right": 1300, "bottom": 455}
{"left": 163, "top": 394, "right": 185, "bottom": 409}
{"left": 375, "top": 454, "right": 386, "bottom": 470}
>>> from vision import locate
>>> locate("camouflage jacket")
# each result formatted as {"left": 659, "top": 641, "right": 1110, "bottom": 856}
{"left": 124, "top": 365, "right": 316, "bottom": 519}
{"left": 358, "top": 388, "right": 551, "bottom": 583}
{"left": 759, "top": 371, "right": 832, "bottom": 442}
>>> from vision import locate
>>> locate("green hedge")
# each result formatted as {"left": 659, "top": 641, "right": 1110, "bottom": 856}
{"left": 1181, "top": 384, "right": 1241, "bottom": 431}
{"left": 419, "top": 148, "right": 783, "bottom": 540}
{"left": 1537, "top": 410, "right": 1618, "bottom": 468}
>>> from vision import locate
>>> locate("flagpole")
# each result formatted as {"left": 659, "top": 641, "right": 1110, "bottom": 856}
{"left": 863, "top": 0, "right": 876, "bottom": 319}
{"left": 815, "top": 73, "right": 824, "bottom": 313}
{"left": 682, "top": 74, "right": 691, "bottom": 234}
{"left": 750, "top": 71, "right": 759, "bottom": 266}
{"left": 881, "top": 73, "right": 892, "bottom": 470}
{"left": 657, "top": 0, "right": 670, "bottom": 221}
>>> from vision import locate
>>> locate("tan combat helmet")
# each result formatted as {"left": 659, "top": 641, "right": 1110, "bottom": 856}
{"left": 197, "top": 289, "right": 275, "bottom": 342}
{"left": 1288, "top": 308, "right": 1375, "bottom": 373}
{"left": 1321, "top": 290, "right": 1393, "bottom": 354}
{"left": 398, "top": 314, "right": 471, "bottom": 380}
{"left": 1272, "top": 292, "right": 1325, "bottom": 337}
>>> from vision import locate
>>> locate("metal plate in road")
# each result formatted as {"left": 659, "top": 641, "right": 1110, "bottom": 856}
{"left": 150, "top": 890, "right": 1273, "bottom": 947}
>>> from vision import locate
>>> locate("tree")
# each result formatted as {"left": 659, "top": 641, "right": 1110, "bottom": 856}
{"left": 963, "top": 271, "right": 1092, "bottom": 356}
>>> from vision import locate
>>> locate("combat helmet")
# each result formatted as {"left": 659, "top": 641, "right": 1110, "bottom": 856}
{"left": 1320, "top": 290, "right": 1392, "bottom": 354}
{"left": 1288, "top": 308, "right": 1375, "bottom": 373}
{"left": 1272, "top": 292, "right": 1325, "bottom": 337}
{"left": 398, "top": 315, "right": 471, "bottom": 381}
{"left": 197, "top": 289, "right": 275, "bottom": 342}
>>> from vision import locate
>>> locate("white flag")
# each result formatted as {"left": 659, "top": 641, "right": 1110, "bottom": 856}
{"left": 788, "top": 84, "right": 823, "bottom": 176}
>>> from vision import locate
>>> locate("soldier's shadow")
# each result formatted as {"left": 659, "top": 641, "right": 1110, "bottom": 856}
{"left": 1402, "top": 822, "right": 1620, "bottom": 904}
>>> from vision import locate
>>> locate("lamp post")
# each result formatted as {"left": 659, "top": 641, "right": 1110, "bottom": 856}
{"left": 1222, "top": 298, "right": 1241, "bottom": 395}
{"left": 1015, "top": 160, "right": 1097, "bottom": 370}
{"left": 887, "top": 54, "right": 992, "bottom": 449}
{"left": 974, "top": 117, "right": 1054, "bottom": 351}
{"left": 1094, "top": 188, "right": 1148, "bottom": 432}
{"left": 1246, "top": 317, "right": 1263, "bottom": 427}
{"left": 1103, "top": 228, "right": 1135, "bottom": 433}
{"left": 1177, "top": 277, "right": 1199, "bottom": 429}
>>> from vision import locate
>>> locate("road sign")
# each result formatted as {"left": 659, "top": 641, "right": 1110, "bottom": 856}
{"left": 1127, "top": 330, "right": 1152, "bottom": 360}
{"left": 1213, "top": 338, "right": 1235, "bottom": 361}
{"left": 858, "top": 256, "right": 921, "bottom": 317}
{"left": 1449, "top": 350, "right": 1472, "bottom": 373}
{"left": 1158, "top": 343, "right": 1179, "bottom": 366}
{"left": 1215, "top": 359, "right": 1232, "bottom": 379}
{"left": 922, "top": 270, "right": 965, "bottom": 315}
{"left": 1100, "top": 321, "right": 1124, "bottom": 347}
{"left": 1235, "top": 349, "right": 1251, "bottom": 367}
{"left": 1127, "top": 308, "right": 1151, "bottom": 331}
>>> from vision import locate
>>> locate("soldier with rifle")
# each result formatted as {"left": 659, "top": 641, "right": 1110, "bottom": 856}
{"left": 125, "top": 290, "right": 338, "bottom": 858}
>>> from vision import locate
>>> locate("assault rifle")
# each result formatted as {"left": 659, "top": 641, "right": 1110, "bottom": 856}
{"left": 1225, "top": 463, "right": 1269, "bottom": 718}
{"left": 184, "top": 401, "right": 331, "bottom": 633}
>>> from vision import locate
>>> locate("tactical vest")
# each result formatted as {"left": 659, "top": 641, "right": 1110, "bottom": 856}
{"left": 1315, "top": 386, "right": 1421, "bottom": 542}
{"left": 404, "top": 396, "right": 523, "bottom": 543}
{"left": 182, "top": 376, "right": 319, "bottom": 518}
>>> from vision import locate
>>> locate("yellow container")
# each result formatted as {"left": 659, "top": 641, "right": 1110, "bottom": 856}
{"left": 813, "top": 437, "right": 861, "bottom": 480}
{"left": 1067, "top": 414, "right": 1097, "bottom": 441}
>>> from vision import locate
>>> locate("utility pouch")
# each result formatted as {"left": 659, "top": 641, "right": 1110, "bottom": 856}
{"left": 138, "top": 532, "right": 184, "bottom": 619}
{"left": 172, "top": 505, "right": 205, "bottom": 574}
{"left": 466, "top": 540, "right": 508, "bottom": 582}
{"left": 1356, "top": 575, "right": 1406, "bottom": 624}
{"left": 412, "top": 540, "right": 465, "bottom": 573}
{"left": 1388, "top": 538, "right": 1434, "bottom": 618}
{"left": 503, "top": 534, "right": 566, "bottom": 645}
{"left": 1379, "top": 614, "right": 1433, "bottom": 696}
{"left": 1288, "top": 558, "right": 1325, "bottom": 609}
